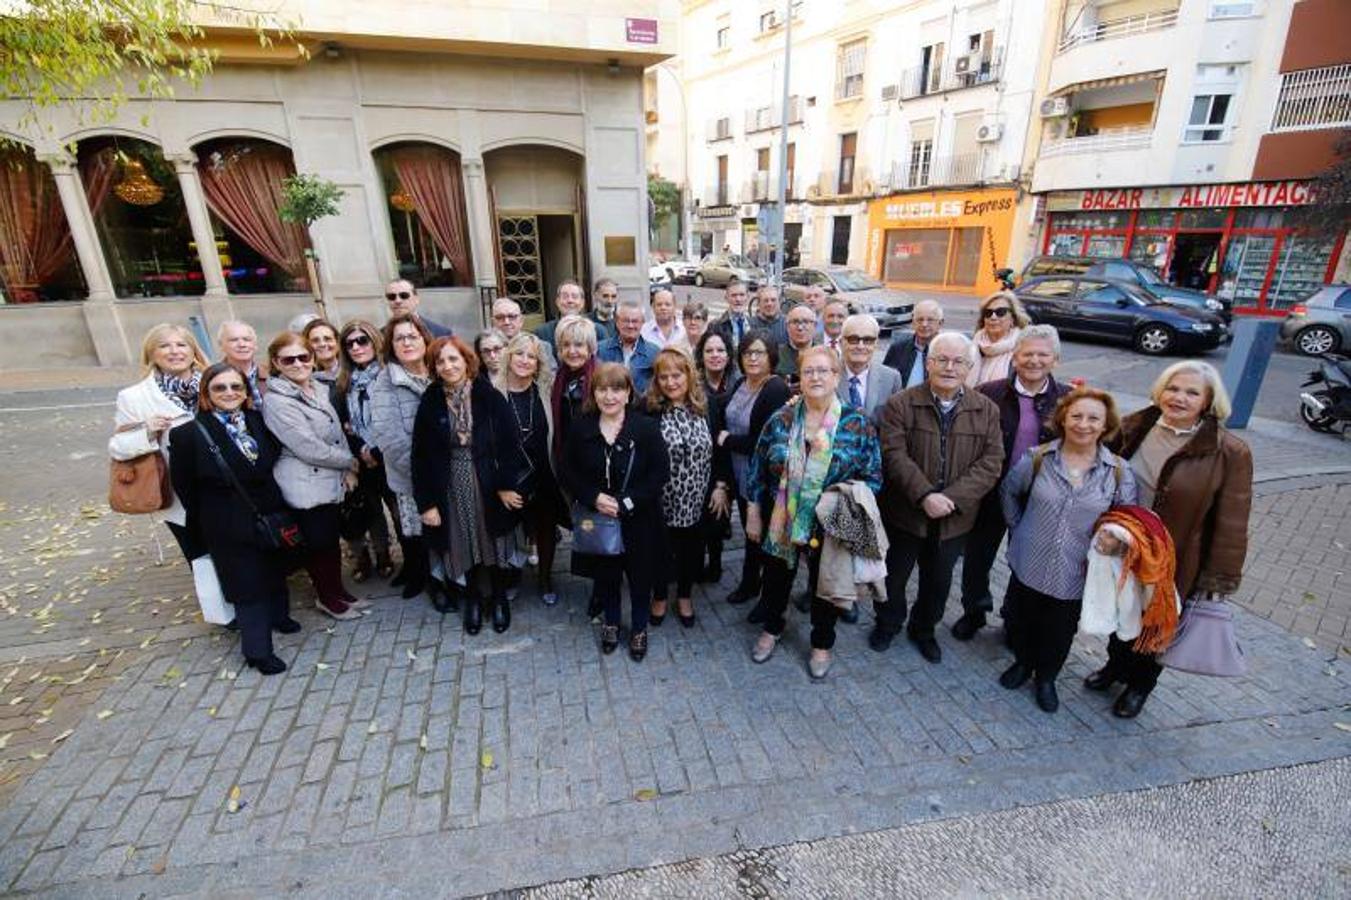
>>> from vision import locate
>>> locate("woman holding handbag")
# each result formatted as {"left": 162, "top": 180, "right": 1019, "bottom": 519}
{"left": 333, "top": 320, "right": 395, "bottom": 584}
{"left": 1091, "top": 361, "right": 1254, "bottom": 718}
{"left": 109, "top": 323, "right": 211, "bottom": 563}
{"left": 695, "top": 330, "right": 735, "bottom": 582}
{"left": 262, "top": 331, "right": 363, "bottom": 621}
{"left": 563, "top": 363, "right": 669, "bottom": 660}
{"left": 997, "top": 387, "right": 1136, "bottom": 713}
{"left": 170, "top": 364, "right": 297, "bottom": 674}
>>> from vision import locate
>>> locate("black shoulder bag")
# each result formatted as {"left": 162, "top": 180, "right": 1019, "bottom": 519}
{"left": 194, "top": 422, "right": 306, "bottom": 551}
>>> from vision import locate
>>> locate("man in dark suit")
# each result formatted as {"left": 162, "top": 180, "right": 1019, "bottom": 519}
{"left": 534, "top": 280, "right": 595, "bottom": 356}
{"left": 710, "top": 280, "right": 753, "bottom": 355}
{"left": 881, "top": 299, "right": 943, "bottom": 387}
{"left": 385, "top": 279, "right": 451, "bottom": 337}
{"left": 836, "top": 314, "right": 904, "bottom": 422}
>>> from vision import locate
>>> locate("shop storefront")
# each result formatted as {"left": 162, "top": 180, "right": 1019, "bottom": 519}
{"left": 1042, "top": 182, "right": 1345, "bottom": 314}
{"left": 865, "top": 187, "right": 1018, "bottom": 297}
{"left": 692, "top": 204, "right": 740, "bottom": 257}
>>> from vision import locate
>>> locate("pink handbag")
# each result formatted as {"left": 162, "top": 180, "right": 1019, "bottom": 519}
{"left": 1158, "top": 597, "right": 1246, "bottom": 677}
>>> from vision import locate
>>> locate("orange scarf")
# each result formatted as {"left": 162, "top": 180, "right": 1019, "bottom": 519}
{"left": 1095, "top": 505, "right": 1179, "bottom": 653}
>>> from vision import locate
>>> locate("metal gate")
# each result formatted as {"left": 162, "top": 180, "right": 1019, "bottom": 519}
{"left": 496, "top": 215, "right": 543, "bottom": 319}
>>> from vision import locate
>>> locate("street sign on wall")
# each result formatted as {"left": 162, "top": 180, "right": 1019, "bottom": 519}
{"left": 625, "top": 18, "right": 658, "bottom": 44}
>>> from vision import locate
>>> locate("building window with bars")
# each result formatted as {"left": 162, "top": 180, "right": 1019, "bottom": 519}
{"left": 908, "top": 139, "right": 933, "bottom": 187}
{"left": 836, "top": 39, "right": 867, "bottom": 101}
{"left": 1271, "top": 64, "right": 1351, "bottom": 132}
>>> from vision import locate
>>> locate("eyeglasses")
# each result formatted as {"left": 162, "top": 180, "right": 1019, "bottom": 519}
{"left": 385, "top": 291, "right": 413, "bottom": 301}
{"left": 742, "top": 348, "right": 767, "bottom": 358}
{"left": 843, "top": 335, "right": 877, "bottom": 345}
{"left": 344, "top": 334, "right": 372, "bottom": 349}
{"left": 788, "top": 319, "right": 814, "bottom": 327}
{"left": 982, "top": 307, "right": 1012, "bottom": 319}
{"left": 208, "top": 383, "right": 246, "bottom": 394}
{"left": 493, "top": 312, "right": 522, "bottom": 322}
{"left": 931, "top": 355, "right": 971, "bottom": 369}
{"left": 392, "top": 334, "right": 423, "bottom": 344}
{"left": 801, "top": 367, "right": 834, "bottom": 379}
{"left": 277, "top": 352, "right": 312, "bottom": 366}
{"left": 480, "top": 345, "right": 503, "bottom": 354}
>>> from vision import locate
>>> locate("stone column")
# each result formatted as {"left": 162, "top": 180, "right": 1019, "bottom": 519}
{"left": 168, "top": 153, "right": 229, "bottom": 300}
{"left": 461, "top": 157, "right": 498, "bottom": 292}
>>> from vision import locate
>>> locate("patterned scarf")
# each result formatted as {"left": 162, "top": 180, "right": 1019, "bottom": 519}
{"left": 155, "top": 369, "right": 201, "bottom": 412}
{"left": 215, "top": 410, "right": 259, "bottom": 463}
{"left": 445, "top": 381, "right": 473, "bottom": 446}
{"left": 763, "top": 396, "right": 841, "bottom": 564}
{"left": 550, "top": 357, "right": 595, "bottom": 459}
{"left": 346, "top": 361, "right": 381, "bottom": 445}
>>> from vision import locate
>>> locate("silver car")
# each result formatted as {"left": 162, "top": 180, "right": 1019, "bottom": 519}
{"left": 782, "top": 265, "right": 914, "bottom": 332}
{"left": 1280, "top": 284, "right": 1351, "bottom": 356}
{"left": 694, "top": 253, "right": 765, "bottom": 289}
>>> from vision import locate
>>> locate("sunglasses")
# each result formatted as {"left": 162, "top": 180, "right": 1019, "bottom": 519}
{"left": 277, "top": 352, "right": 312, "bottom": 365}
{"left": 982, "top": 307, "right": 1012, "bottom": 319}
{"left": 843, "top": 335, "right": 878, "bottom": 345}
{"left": 208, "top": 383, "right": 246, "bottom": 394}
{"left": 385, "top": 291, "right": 413, "bottom": 301}
{"left": 344, "top": 334, "right": 372, "bottom": 349}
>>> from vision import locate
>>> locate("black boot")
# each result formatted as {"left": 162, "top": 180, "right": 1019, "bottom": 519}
{"left": 401, "top": 539, "right": 428, "bottom": 600}
{"left": 429, "top": 577, "right": 458, "bottom": 614}
{"left": 490, "top": 568, "right": 511, "bottom": 633}
{"left": 463, "top": 594, "right": 483, "bottom": 635}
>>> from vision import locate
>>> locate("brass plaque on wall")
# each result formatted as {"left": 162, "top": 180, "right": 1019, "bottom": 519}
{"left": 603, "top": 236, "right": 637, "bottom": 266}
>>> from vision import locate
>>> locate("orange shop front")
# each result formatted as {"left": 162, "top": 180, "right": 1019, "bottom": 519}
{"left": 865, "top": 188, "right": 1018, "bottom": 297}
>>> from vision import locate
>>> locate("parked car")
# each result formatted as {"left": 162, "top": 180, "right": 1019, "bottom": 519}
{"left": 1020, "top": 255, "right": 1231, "bottom": 320}
{"left": 694, "top": 253, "right": 765, "bottom": 289}
{"left": 1280, "top": 284, "right": 1351, "bottom": 356}
{"left": 781, "top": 265, "right": 914, "bottom": 333}
{"left": 648, "top": 262, "right": 672, "bottom": 292}
{"left": 1015, "top": 276, "right": 1227, "bottom": 355}
{"left": 651, "top": 254, "right": 699, "bottom": 285}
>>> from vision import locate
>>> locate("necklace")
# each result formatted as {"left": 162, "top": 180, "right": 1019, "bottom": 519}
{"left": 508, "top": 387, "right": 534, "bottom": 438}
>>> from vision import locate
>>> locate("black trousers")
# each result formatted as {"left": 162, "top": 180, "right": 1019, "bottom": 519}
{"left": 1005, "top": 575, "right": 1082, "bottom": 682}
{"left": 235, "top": 591, "right": 291, "bottom": 660}
{"left": 759, "top": 549, "right": 840, "bottom": 649}
{"left": 735, "top": 496, "right": 764, "bottom": 594}
{"left": 876, "top": 525, "right": 965, "bottom": 640}
{"left": 960, "top": 495, "right": 1006, "bottom": 618}
{"left": 594, "top": 557, "right": 653, "bottom": 633}
{"left": 1106, "top": 634, "right": 1164, "bottom": 693}
{"left": 655, "top": 523, "right": 704, "bottom": 601}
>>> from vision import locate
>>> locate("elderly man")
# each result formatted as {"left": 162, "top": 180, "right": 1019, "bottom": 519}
{"left": 490, "top": 297, "right": 525, "bottom": 340}
{"left": 711, "top": 280, "right": 753, "bottom": 354}
{"left": 641, "top": 288, "right": 686, "bottom": 349}
{"left": 882, "top": 299, "right": 943, "bottom": 387}
{"left": 385, "top": 279, "right": 451, "bottom": 337}
{"left": 871, "top": 331, "right": 1004, "bottom": 663}
{"left": 590, "top": 277, "right": 620, "bottom": 341}
{"left": 534, "top": 280, "right": 595, "bottom": 355}
{"left": 775, "top": 304, "right": 819, "bottom": 385}
{"left": 837, "top": 314, "right": 903, "bottom": 422}
{"left": 822, "top": 299, "right": 849, "bottom": 356}
{"left": 751, "top": 284, "right": 789, "bottom": 346}
{"left": 953, "top": 324, "right": 1073, "bottom": 641}
{"left": 597, "top": 299, "right": 659, "bottom": 393}
{"left": 217, "top": 320, "right": 266, "bottom": 406}
{"left": 800, "top": 283, "right": 829, "bottom": 340}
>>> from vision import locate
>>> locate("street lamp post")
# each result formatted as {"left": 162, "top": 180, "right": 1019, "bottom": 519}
{"left": 772, "top": 0, "right": 793, "bottom": 289}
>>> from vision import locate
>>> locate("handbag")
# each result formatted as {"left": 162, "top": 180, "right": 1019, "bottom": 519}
{"left": 1158, "top": 596, "right": 1246, "bottom": 677}
{"left": 570, "top": 441, "right": 634, "bottom": 557}
{"left": 192, "top": 555, "right": 235, "bottom": 625}
{"left": 109, "top": 451, "right": 172, "bottom": 514}
{"left": 195, "top": 422, "right": 306, "bottom": 552}
{"left": 338, "top": 484, "right": 372, "bottom": 541}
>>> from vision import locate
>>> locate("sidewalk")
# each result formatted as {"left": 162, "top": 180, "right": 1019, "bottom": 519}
{"left": 0, "top": 383, "right": 1347, "bottom": 896}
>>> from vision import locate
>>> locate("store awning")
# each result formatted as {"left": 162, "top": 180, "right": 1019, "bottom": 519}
{"left": 1051, "top": 70, "right": 1165, "bottom": 97}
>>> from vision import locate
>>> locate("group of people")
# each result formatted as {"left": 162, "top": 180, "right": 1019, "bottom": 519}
{"left": 109, "top": 276, "right": 1253, "bottom": 722}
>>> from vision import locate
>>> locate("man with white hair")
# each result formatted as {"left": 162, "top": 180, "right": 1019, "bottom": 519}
{"left": 882, "top": 299, "right": 944, "bottom": 387}
{"left": 490, "top": 297, "right": 525, "bottom": 340}
{"left": 597, "top": 299, "right": 659, "bottom": 393}
{"left": 217, "top": 320, "right": 265, "bottom": 406}
{"left": 836, "top": 314, "right": 903, "bottom": 422}
{"left": 872, "top": 331, "right": 1004, "bottom": 664}
{"left": 954, "top": 324, "right": 1072, "bottom": 642}
{"left": 385, "top": 278, "right": 451, "bottom": 337}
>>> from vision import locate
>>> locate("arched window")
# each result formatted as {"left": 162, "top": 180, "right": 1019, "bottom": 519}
{"left": 0, "top": 145, "right": 85, "bottom": 303}
{"left": 373, "top": 142, "right": 473, "bottom": 288}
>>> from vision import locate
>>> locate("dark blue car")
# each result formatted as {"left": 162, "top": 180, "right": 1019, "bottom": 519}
{"left": 1015, "top": 276, "right": 1228, "bottom": 355}
{"left": 1021, "top": 256, "right": 1231, "bottom": 321}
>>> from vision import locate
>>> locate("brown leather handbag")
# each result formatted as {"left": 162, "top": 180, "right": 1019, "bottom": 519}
{"left": 109, "top": 452, "right": 172, "bottom": 514}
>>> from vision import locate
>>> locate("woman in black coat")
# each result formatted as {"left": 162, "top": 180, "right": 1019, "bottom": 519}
{"left": 412, "top": 336, "right": 527, "bottom": 635}
{"left": 563, "top": 363, "right": 669, "bottom": 661}
{"left": 169, "top": 363, "right": 297, "bottom": 675}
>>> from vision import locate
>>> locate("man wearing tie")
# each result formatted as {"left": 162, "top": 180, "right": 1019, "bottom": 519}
{"left": 711, "top": 280, "right": 753, "bottom": 357}
{"left": 882, "top": 299, "right": 944, "bottom": 387}
{"left": 837, "top": 314, "right": 903, "bottom": 423}
{"left": 822, "top": 299, "right": 849, "bottom": 357}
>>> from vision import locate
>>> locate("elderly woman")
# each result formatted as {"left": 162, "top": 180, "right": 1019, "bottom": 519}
{"left": 412, "top": 336, "right": 525, "bottom": 635}
{"left": 109, "top": 323, "right": 211, "bottom": 564}
{"left": 563, "top": 363, "right": 669, "bottom": 660}
{"left": 262, "top": 331, "right": 362, "bottom": 620}
{"left": 303, "top": 319, "right": 342, "bottom": 388}
{"left": 695, "top": 330, "right": 735, "bottom": 581}
{"left": 474, "top": 328, "right": 508, "bottom": 382}
{"left": 714, "top": 331, "right": 792, "bottom": 609}
{"left": 745, "top": 345, "right": 882, "bottom": 679}
{"left": 494, "top": 332, "right": 567, "bottom": 606}
{"left": 217, "top": 320, "right": 266, "bottom": 406}
{"left": 549, "top": 314, "right": 599, "bottom": 470}
{"left": 170, "top": 363, "right": 297, "bottom": 674}
{"left": 333, "top": 320, "right": 395, "bottom": 583}
{"left": 641, "top": 288, "right": 686, "bottom": 349}
{"left": 368, "top": 315, "right": 438, "bottom": 602}
{"left": 646, "top": 348, "right": 727, "bottom": 628}
{"left": 966, "top": 291, "right": 1029, "bottom": 388}
{"left": 1090, "top": 361, "right": 1253, "bottom": 718}
{"left": 998, "top": 387, "right": 1136, "bottom": 713}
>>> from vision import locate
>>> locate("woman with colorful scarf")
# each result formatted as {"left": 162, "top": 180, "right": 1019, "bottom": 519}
{"left": 745, "top": 345, "right": 882, "bottom": 680}
{"left": 966, "top": 291, "right": 1029, "bottom": 388}
{"left": 169, "top": 363, "right": 296, "bottom": 674}
{"left": 334, "top": 320, "right": 396, "bottom": 584}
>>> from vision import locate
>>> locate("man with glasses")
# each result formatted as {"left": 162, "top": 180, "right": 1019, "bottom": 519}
{"left": 534, "top": 279, "right": 595, "bottom": 356}
{"left": 384, "top": 279, "right": 451, "bottom": 338}
{"left": 871, "top": 332, "right": 1003, "bottom": 664}
{"left": 776, "top": 305, "right": 819, "bottom": 386}
{"left": 835, "top": 314, "right": 902, "bottom": 423}
{"left": 882, "top": 299, "right": 944, "bottom": 387}
{"left": 711, "top": 280, "right": 753, "bottom": 354}
{"left": 822, "top": 299, "right": 849, "bottom": 356}
{"left": 590, "top": 277, "right": 620, "bottom": 341}
{"left": 490, "top": 297, "right": 525, "bottom": 340}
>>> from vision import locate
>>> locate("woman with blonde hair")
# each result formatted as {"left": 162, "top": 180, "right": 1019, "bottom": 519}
{"left": 109, "top": 323, "right": 211, "bottom": 562}
{"left": 1090, "top": 360, "right": 1253, "bottom": 719}
{"left": 967, "top": 291, "right": 1030, "bottom": 388}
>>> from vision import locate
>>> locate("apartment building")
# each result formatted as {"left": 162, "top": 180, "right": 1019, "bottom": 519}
{"left": 0, "top": 1, "right": 675, "bottom": 369}
{"left": 1024, "top": 0, "right": 1349, "bottom": 315}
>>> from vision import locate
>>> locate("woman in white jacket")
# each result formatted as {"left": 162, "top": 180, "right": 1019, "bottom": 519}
{"left": 108, "top": 323, "right": 210, "bottom": 562}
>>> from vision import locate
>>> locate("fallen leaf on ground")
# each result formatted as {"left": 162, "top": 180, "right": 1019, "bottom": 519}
{"left": 406, "top": 648, "right": 417, "bottom": 662}
{"left": 207, "top": 707, "right": 217, "bottom": 717}
{"left": 1303, "top": 637, "right": 1318, "bottom": 650}
{"left": 480, "top": 751, "right": 495, "bottom": 770}
{"left": 1334, "top": 722, "right": 1351, "bottom": 733}
{"left": 0, "top": 733, "right": 9, "bottom": 749}
{"left": 28, "top": 751, "right": 47, "bottom": 760}
{"left": 419, "top": 734, "right": 428, "bottom": 751}
{"left": 315, "top": 662, "right": 330, "bottom": 671}
{"left": 367, "top": 721, "right": 378, "bottom": 734}
{"left": 96, "top": 710, "right": 114, "bottom": 720}
{"left": 634, "top": 788, "right": 658, "bottom": 801}
{"left": 52, "top": 729, "right": 73, "bottom": 744}
{"left": 226, "top": 785, "right": 242, "bottom": 814}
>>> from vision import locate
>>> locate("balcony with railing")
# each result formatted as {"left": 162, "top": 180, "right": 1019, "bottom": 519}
{"left": 1049, "top": 7, "right": 1178, "bottom": 95}
{"left": 744, "top": 96, "right": 805, "bottom": 134}
{"left": 702, "top": 183, "right": 731, "bottom": 208}
{"left": 897, "top": 53, "right": 1003, "bottom": 101}
{"left": 1032, "top": 125, "right": 1157, "bottom": 193}
{"left": 1040, "top": 125, "right": 1154, "bottom": 159}
{"left": 1056, "top": 8, "right": 1178, "bottom": 54}
{"left": 1271, "top": 64, "right": 1351, "bottom": 133}
{"left": 885, "top": 153, "right": 984, "bottom": 191}
{"left": 809, "top": 166, "right": 877, "bottom": 200}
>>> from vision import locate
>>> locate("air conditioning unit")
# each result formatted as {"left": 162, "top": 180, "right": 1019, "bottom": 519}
{"left": 741, "top": 204, "right": 757, "bottom": 217}
{"left": 806, "top": 185, "right": 821, "bottom": 199}
{"left": 954, "top": 54, "right": 975, "bottom": 75}
{"left": 1039, "top": 97, "right": 1070, "bottom": 118}
{"left": 881, "top": 84, "right": 898, "bottom": 101}
{"left": 977, "top": 122, "right": 1004, "bottom": 142}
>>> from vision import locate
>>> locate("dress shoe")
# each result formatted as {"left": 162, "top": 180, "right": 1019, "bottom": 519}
{"left": 910, "top": 634, "right": 942, "bottom": 664}
{"left": 273, "top": 618, "right": 302, "bottom": 635}
{"left": 999, "top": 661, "right": 1032, "bottom": 690}
{"left": 808, "top": 649, "right": 832, "bottom": 680}
{"left": 628, "top": 630, "right": 648, "bottom": 662}
{"left": 649, "top": 600, "right": 667, "bottom": 627}
{"left": 950, "top": 612, "right": 986, "bottom": 641}
{"left": 315, "top": 596, "right": 360, "bottom": 621}
{"left": 1113, "top": 688, "right": 1149, "bottom": 719}
{"left": 1034, "top": 680, "right": 1060, "bottom": 713}
{"left": 726, "top": 585, "right": 758, "bottom": 605}
{"left": 1084, "top": 667, "right": 1116, "bottom": 692}
{"left": 600, "top": 625, "right": 620, "bottom": 655}
{"left": 245, "top": 654, "right": 287, "bottom": 676}
{"left": 751, "top": 632, "right": 778, "bottom": 664}
{"left": 868, "top": 627, "right": 895, "bottom": 653}
{"left": 492, "top": 601, "right": 511, "bottom": 634}
{"left": 463, "top": 600, "right": 482, "bottom": 636}
{"left": 838, "top": 604, "right": 859, "bottom": 625}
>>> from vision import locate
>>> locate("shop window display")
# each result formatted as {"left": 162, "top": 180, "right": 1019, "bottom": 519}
{"left": 1268, "top": 235, "right": 1339, "bottom": 310}
{"left": 883, "top": 228, "right": 949, "bottom": 284}
{"left": 373, "top": 143, "right": 473, "bottom": 289}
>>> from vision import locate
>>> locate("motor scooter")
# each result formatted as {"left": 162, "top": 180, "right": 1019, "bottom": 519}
{"left": 1299, "top": 353, "right": 1351, "bottom": 434}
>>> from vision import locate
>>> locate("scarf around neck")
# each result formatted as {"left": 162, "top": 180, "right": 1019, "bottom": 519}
{"left": 156, "top": 369, "right": 201, "bottom": 412}
{"left": 214, "top": 409, "right": 259, "bottom": 463}
{"left": 550, "top": 357, "right": 595, "bottom": 458}
{"left": 974, "top": 327, "right": 1019, "bottom": 358}
{"left": 763, "top": 396, "right": 841, "bottom": 564}
{"left": 445, "top": 381, "right": 473, "bottom": 446}
{"left": 346, "top": 361, "right": 381, "bottom": 444}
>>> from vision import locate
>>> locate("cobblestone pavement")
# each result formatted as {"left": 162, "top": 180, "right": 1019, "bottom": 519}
{"left": 0, "top": 389, "right": 1348, "bottom": 897}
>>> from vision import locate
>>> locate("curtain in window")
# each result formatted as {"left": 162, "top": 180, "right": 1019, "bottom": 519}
{"left": 388, "top": 145, "right": 472, "bottom": 286}
{"left": 196, "top": 143, "right": 310, "bottom": 285}
{"left": 0, "top": 148, "right": 79, "bottom": 302}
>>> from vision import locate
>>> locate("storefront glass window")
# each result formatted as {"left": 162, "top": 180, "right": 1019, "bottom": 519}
{"left": 1233, "top": 209, "right": 1287, "bottom": 230}
{"left": 1128, "top": 234, "right": 1172, "bottom": 272}
{"left": 1085, "top": 235, "right": 1126, "bottom": 257}
{"left": 1178, "top": 209, "right": 1227, "bottom": 229}
{"left": 947, "top": 227, "right": 982, "bottom": 286}
{"left": 1137, "top": 210, "right": 1175, "bottom": 229}
{"left": 1050, "top": 211, "right": 1129, "bottom": 231}
{"left": 1268, "top": 235, "right": 1337, "bottom": 310}
{"left": 79, "top": 138, "right": 205, "bottom": 299}
{"left": 884, "top": 228, "right": 949, "bottom": 284}
{"left": 1047, "top": 232, "right": 1083, "bottom": 256}
{"left": 1218, "top": 233, "right": 1276, "bottom": 305}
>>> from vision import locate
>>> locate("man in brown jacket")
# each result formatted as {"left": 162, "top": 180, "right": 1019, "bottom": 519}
{"left": 870, "top": 332, "right": 1004, "bottom": 663}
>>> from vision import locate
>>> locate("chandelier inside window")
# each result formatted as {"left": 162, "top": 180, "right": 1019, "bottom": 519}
{"left": 114, "top": 158, "right": 164, "bottom": 206}
{"left": 390, "top": 186, "right": 416, "bottom": 212}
